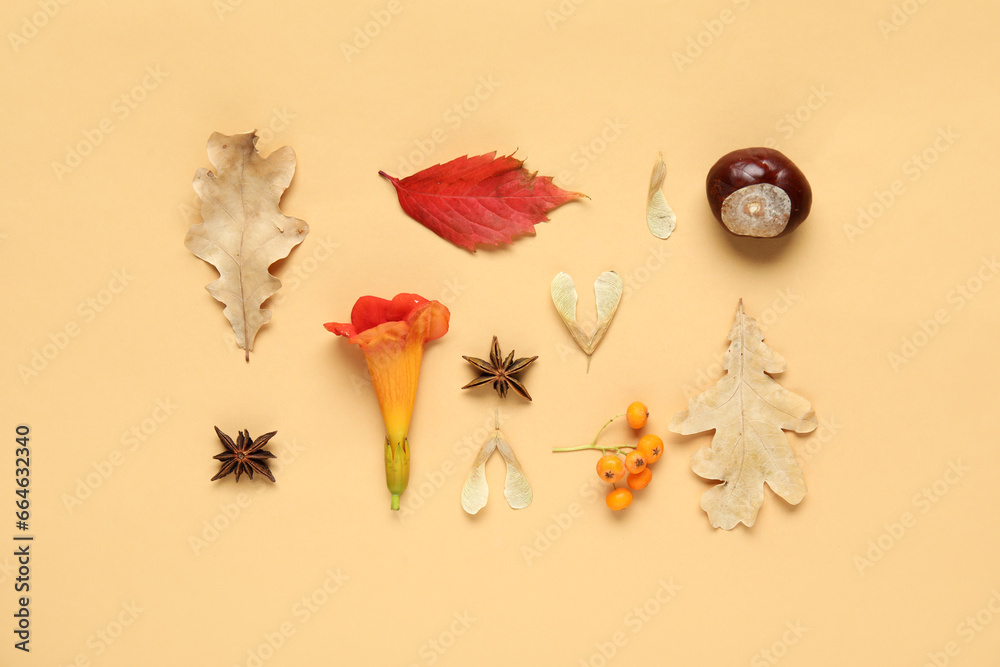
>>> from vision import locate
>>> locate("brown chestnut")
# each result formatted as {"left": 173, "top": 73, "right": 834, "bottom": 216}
{"left": 706, "top": 147, "right": 812, "bottom": 238}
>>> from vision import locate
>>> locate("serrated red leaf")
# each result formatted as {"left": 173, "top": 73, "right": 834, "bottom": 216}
{"left": 379, "top": 152, "right": 585, "bottom": 252}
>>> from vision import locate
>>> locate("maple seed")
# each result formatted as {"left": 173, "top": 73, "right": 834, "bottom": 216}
{"left": 647, "top": 152, "right": 676, "bottom": 239}
{"left": 211, "top": 426, "right": 277, "bottom": 482}
{"left": 461, "top": 336, "right": 537, "bottom": 400}
{"left": 461, "top": 409, "right": 532, "bottom": 514}
{"left": 551, "top": 271, "right": 623, "bottom": 372}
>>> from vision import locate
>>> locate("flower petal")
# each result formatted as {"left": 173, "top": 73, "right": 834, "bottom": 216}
{"left": 323, "top": 321, "right": 358, "bottom": 338}
{"left": 405, "top": 297, "right": 449, "bottom": 344}
{"left": 353, "top": 294, "right": 425, "bottom": 332}
{"left": 326, "top": 293, "right": 450, "bottom": 446}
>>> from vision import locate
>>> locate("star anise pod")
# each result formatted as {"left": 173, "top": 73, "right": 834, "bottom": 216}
{"left": 462, "top": 336, "right": 537, "bottom": 401}
{"left": 211, "top": 426, "right": 277, "bottom": 482}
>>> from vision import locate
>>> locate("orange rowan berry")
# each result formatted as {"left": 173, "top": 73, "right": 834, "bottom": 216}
{"left": 624, "top": 450, "right": 646, "bottom": 474}
{"left": 627, "top": 467, "right": 652, "bottom": 490}
{"left": 626, "top": 402, "right": 648, "bottom": 429}
{"left": 596, "top": 454, "right": 625, "bottom": 483}
{"left": 636, "top": 434, "right": 663, "bottom": 464}
{"left": 606, "top": 487, "right": 633, "bottom": 511}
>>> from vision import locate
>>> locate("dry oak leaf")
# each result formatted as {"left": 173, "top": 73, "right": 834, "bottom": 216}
{"left": 185, "top": 131, "right": 308, "bottom": 361}
{"left": 669, "top": 300, "right": 817, "bottom": 530}
{"left": 379, "top": 151, "right": 585, "bottom": 251}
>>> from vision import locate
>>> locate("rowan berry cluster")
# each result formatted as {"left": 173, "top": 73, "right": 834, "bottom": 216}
{"left": 553, "top": 402, "right": 664, "bottom": 511}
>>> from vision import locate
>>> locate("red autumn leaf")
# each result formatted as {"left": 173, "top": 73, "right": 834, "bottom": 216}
{"left": 378, "top": 151, "right": 586, "bottom": 252}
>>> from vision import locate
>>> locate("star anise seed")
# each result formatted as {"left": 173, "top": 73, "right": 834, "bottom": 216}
{"left": 211, "top": 426, "right": 277, "bottom": 482}
{"left": 462, "top": 336, "right": 537, "bottom": 401}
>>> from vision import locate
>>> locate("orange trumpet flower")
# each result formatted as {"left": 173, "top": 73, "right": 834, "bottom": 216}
{"left": 325, "top": 293, "right": 450, "bottom": 510}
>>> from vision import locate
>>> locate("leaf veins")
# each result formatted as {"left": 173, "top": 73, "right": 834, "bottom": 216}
{"left": 185, "top": 131, "right": 309, "bottom": 361}
{"left": 669, "top": 300, "right": 817, "bottom": 529}
{"left": 379, "top": 151, "right": 585, "bottom": 252}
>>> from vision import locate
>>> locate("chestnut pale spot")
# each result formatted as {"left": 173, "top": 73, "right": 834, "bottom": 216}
{"left": 705, "top": 147, "right": 812, "bottom": 237}
{"left": 721, "top": 183, "right": 791, "bottom": 238}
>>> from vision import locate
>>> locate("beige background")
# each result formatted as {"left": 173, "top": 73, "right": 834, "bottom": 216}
{"left": 2, "top": 0, "right": 998, "bottom": 665}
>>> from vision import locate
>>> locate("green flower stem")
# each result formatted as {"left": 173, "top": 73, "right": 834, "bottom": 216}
{"left": 552, "top": 413, "right": 634, "bottom": 454}
{"left": 385, "top": 435, "right": 409, "bottom": 511}
{"left": 551, "top": 443, "right": 634, "bottom": 454}
{"left": 592, "top": 413, "right": 624, "bottom": 443}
